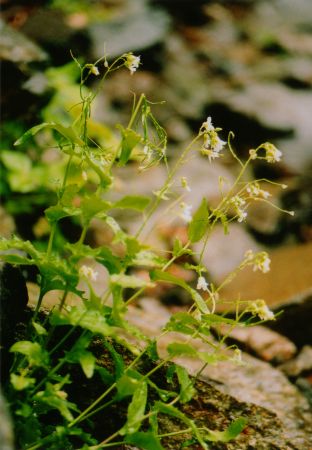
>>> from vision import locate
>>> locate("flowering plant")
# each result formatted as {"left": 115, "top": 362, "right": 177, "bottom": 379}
{"left": 0, "top": 52, "right": 293, "bottom": 450}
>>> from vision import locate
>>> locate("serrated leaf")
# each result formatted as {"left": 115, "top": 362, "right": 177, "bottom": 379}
{"left": 167, "top": 342, "right": 198, "bottom": 359}
{"left": 164, "top": 312, "right": 199, "bottom": 335}
{"left": 50, "top": 305, "right": 113, "bottom": 337}
{"left": 34, "top": 383, "right": 78, "bottom": 422}
{"left": 113, "top": 195, "right": 151, "bottom": 211}
{"left": 10, "top": 373, "right": 36, "bottom": 391}
{"left": 125, "top": 431, "right": 164, "bottom": 450}
{"left": 150, "top": 270, "right": 209, "bottom": 314}
{"left": 117, "top": 126, "right": 142, "bottom": 166}
{"left": 120, "top": 381, "right": 147, "bottom": 435}
{"left": 175, "top": 365, "right": 196, "bottom": 404}
{"left": 0, "top": 253, "right": 34, "bottom": 265}
{"left": 132, "top": 250, "right": 165, "bottom": 268}
{"left": 80, "top": 197, "right": 111, "bottom": 225}
{"left": 45, "top": 204, "right": 80, "bottom": 222}
{"left": 10, "top": 341, "right": 49, "bottom": 367}
{"left": 14, "top": 122, "right": 84, "bottom": 147}
{"left": 110, "top": 273, "right": 152, "bottom": 289}
{"left": 205, "top": 417, "right": 248, "bottom": 442}
{"left": 188, "top": 198, "right": 209, "bottom": 243}
{"left": 116, "top": 371, "right": 142, "bottom": 400}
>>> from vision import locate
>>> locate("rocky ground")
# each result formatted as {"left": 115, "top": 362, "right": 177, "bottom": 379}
{"left": 1, "top": 0, "right": 312, "bottom": 448}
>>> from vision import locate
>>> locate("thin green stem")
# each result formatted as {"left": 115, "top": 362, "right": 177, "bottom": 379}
{"left": 135, "top": 134, "right": 201, "bottom": 239}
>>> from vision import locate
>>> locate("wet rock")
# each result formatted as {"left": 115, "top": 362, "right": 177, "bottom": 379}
{"left": 214, "top": 83, "right": 312, "bottom": 172}
{"left": 194, "top": 223, "right": 261, "bottom": 283}
{"left": 127, "top": 298, "right": 312, "bottom": 448}
{"left": 279, "top": 346, "right": 312, "bottom": 377}
{"left": 89, "top": 0, "right": 170, "bottom": 59}
{"left": 218, "top": 324, "right": 297, "bottom": 364}
{"left": 0, "top": 18, "right": 47, "bottom": 65}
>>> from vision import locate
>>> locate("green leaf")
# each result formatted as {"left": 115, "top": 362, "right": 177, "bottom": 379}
{"left": 10, "top": 341, "right": 49, "bottom": 367}
{"left": 150, "top": 270, "right": 209, "bottom": 314}
{"left": 132, "top": 250, "right": 166, "bottom": 268}
{"left": 110, "top": 273, "right": 152, "bottom": 289}
{"left": 0, "top": 150, "right": 31, "bottom": 171}
{"left": 205, "top": 417, "right": 248, "bottom": 442}
{"left": 188, "top": 198, "right": 209, "bottom": 243}
{"left": 79, "top": 351, "right": 96, "bottom": 379}
{"left": 113, "top": 195, "right": 151, "bottom": 211}
{"left": 104, "top": 340, "right": 125, "bottom": 380}
{"left": 145, "top": 340, "right": 159, "bottom": 362}
{"left": 126, "top": 431, "right": 164, "bottom": 450}
{"left": 45, "top": 204, "right": 80, "bottom": 222}
{"left": 79, "top": 196, "right": 111, "bottom": 225}
{"left": 164, "top": 312, "right": 199, "bottom": 335}
{"left": 175, "top": 365, "right": 196, "bottom": 404}
{"left": 116, "top": 371, "right": 142, "bottom": 400}
{"left": 32, "top": 321, "right": 48, "bottom": 335}
{"left": 10, "top": 373, "right": 36, "bottom": 391}
{"left": 14, "top": 122, "right": 84, "bottom": 147}
{"left": 34, "top": 383, "right": 78, "bottom": 422}
{"left": 120, "top": 381, "right": 148, "bottom": 435}
{"left": 117, "top": 126, "right": 142, "bottom": 166}
{"left": 173, "top": 238, "right": 193, "bottom": 258}
{"left": 167, "top": 343, "right": 198, "bottom": 359}
{"left": 0, "top": 253, "right": 34, "bottom": 265}
{"left": 50, "top": 304, "right": 113, "bottom": 337}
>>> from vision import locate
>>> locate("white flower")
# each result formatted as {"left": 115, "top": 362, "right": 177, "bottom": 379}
{"left": 247, "top": 182, "right": 271, "bottom": 199}
{"left": 90, "top": 65, "right": 99, "bottom": 76}
{"left": 180, "top": 202, "right": 193, "bottom": 222}
{"left": 247, "top": 300, "right": 274, "bottom": 321}
{"left": 125, "top": 53, "right": 140, "bottom": 75}
{"left": 229, "top": 195, "right": 247, "bottom": 222}
{"left": 262, "top": 143, "right": 282, "bottom": 163}
{"left": 201, "top": 116, "right": 214, "bottom": 132}
{"left": 237, "top": 210, "right": 248, "bottom": 222}
{"left": 181, "top": 176, "right": 191, "bottom": 192}
{"left": 200, "top": 116, "right": 226, "bottom": 162}
{"left": 79, "top": 265, "right": 98, "bottom": 282}
{"left": 196, "top": 276, "right": 209, "bottom": 291}
{"left": 245, "top": 250, "right": 271, "bottom": 273}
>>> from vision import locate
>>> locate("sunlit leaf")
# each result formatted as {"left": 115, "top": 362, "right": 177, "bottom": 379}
{"left": 167, "top": 342, "right": 198, "bottom": 359}
{"left": 14, "top": 122, "right": 84, "bottom": 147}
{"left": 10, "top": 341, "right": 49, "bottom": 367}
{"left": 205, "top": 417, "right": 248, "bottom": 442}
{"left": 120, "top": 381, "right": 148, "bottom": 435}
{"left": 113, "top": 195, "right": 150, "bottom": 211}
{"left": 188, "top": 198, "right": 209, "bottom": 243}
{"left": 116, "top": 371, "right": 142, "bottom": 400}
{"left": 10, "top": 374, "right": 36, "bottom": 391}
{"left": 117, "top": 125, "right": 142, "bottom": 166}
{"left": 50, "top": 304, "right": 113, "bottom": 338}
{"left": 150, "top": 270, "right": 209, "bottom": 314}
{"left": 79, "top": 351, "right": 96, "bottom": 379}
{"left": 175, "top": 365, "right": 195, "bottom": 404}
